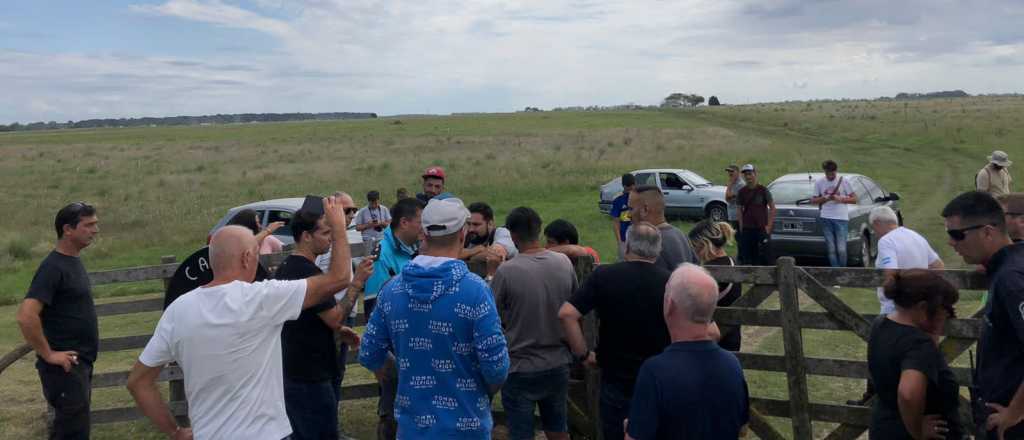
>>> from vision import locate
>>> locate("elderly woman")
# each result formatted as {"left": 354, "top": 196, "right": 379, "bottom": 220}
{"left": 687, "top": 219, "right": 742, "bottom": 351}
{"left": 868, "top": 269, "right": 964, "bottom": 439}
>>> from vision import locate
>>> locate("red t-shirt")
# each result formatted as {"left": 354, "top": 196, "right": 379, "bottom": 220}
{"left": 737, "top": 185, "right": 773, "bottom": 229}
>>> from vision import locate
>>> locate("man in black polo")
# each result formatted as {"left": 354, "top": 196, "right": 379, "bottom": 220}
{"left": 17, "top": 202, "right": 100, "bottom": 439}
{"left": 942, "top": 191, "right": 1024, "bottom": 439}
{"left": 276, "top": 198, "right": 360, "bottom": 440}
{"left": 558, "top": 222, "right": 672, "bottom": 440}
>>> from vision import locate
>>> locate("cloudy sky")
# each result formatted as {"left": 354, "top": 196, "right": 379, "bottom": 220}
{"left": 2, "top": 0, "right": 1023, "bottom": 123}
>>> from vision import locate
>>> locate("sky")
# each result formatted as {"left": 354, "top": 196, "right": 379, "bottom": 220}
{"left": 2, "top": 0, "right": 1023, "bottom": 124}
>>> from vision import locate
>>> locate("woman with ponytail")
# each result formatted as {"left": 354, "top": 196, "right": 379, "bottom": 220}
{"left": 687, "top": 219, "right": 742, "bottom": 351}
{"left": 867, "top": 269, "right": 964, "bottom": 439}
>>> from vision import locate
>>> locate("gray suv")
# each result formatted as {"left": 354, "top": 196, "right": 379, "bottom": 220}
{"left": 598, "top": 169, "right": 729, "bottom": 221}
{"left": 766, "top": 173, "right": 902, "bottom": 266}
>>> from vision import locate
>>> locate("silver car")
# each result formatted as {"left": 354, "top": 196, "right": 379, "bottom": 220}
{"left": 766, "top": 173, "right": 902, "bottom": 266}
{"left": 209, "top": 197, "right": 362, "bottom": 246}
{"left": 598, "top": 169, "right": 729, "bottom": 221}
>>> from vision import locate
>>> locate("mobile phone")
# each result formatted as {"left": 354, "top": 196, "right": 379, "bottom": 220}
{"left": 371, "top": 241, "right": 382, "bottom": 259}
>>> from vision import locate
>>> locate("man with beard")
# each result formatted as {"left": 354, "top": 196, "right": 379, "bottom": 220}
{"left": 460, "top": 202, "right": 518, "bottom": 274}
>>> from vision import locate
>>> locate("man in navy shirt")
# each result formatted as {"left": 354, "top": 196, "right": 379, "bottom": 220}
{"left": 942, "top": 191, "right": 1024, "bottom": 439}
{"left": 610, "top": 173, "right": 636, "bottom": 261}
{"left": 625, "top": 264, "right": 749, "bottom": 440}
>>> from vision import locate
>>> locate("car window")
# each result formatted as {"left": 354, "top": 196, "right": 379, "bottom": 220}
{"left": 767, "top": 181, "right": 815, "bottom": 205}
{"left": 860, "top": 177, "right": 885, "bottom": 202}
{"left": 679, "top": 171, "right": 710, "bottom": 186}
{"left": 851, "top": 179, "right": 874, "bottom": 205}
{"left": 635, "top": 172, "right": 657, "bottom": 187}
{"left": 266, "top": 210, "right": 294, "bottom": 236}
{"left": 660, "top": 172, "right": 687, "bottom": 190}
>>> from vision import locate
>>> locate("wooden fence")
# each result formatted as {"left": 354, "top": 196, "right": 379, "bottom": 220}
{"left": 0, "top": 252, "right": 987, "bottom": 440}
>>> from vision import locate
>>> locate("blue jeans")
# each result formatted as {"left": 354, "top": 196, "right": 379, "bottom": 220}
{"left": 820, "top": 218, "right": 849, "bottom": 267}
{"left": 283, "top": 378, "right": 339, "bottom": 440}
{"left": 501, "top": 366, "right": 570, "bottom": 440}
{"left": 600, "top": 378, "right": 633, "bottom": 440}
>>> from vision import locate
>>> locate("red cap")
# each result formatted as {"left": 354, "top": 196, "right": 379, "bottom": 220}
{"left": 423, "top": 166, "right": 446, "bottom": 180}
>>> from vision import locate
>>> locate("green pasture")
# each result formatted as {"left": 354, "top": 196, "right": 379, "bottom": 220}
{"left": 0, "top": 97, "right": 1020, "bottom": 438}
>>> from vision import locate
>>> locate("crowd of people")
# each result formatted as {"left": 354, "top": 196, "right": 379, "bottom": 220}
{"left": 13, "top": 154, "right": 1024, "bottom": 440}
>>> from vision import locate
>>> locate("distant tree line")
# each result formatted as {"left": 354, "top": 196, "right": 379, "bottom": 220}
{"left": 892, "top": 90, "right": 970, "bottom": 100}
{"left": 0, "top": 112, "right": 378, "bottom": 132}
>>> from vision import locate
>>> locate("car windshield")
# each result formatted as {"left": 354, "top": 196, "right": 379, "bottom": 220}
{"left": 769, "top": 180, "right": 815, "bottom": 205}
{"left": 680, "top": 171, "right": 710, "bottom": 186}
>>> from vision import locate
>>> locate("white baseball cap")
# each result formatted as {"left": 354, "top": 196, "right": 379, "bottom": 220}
{"left": 421, "top": 198, "right": 470, "bottom": 237}
{"left": 741, "top": 164, "right": 756, "bottom": 172}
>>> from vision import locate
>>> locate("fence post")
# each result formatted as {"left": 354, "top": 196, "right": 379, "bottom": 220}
{"left": 776, "top": 257, "right": 812, "bottom": 440}
{"left": 161, "top": 255, "right": 189, "bottom": 427}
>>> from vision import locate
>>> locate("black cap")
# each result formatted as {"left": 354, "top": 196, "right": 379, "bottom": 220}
{"left": 298, "top": 195, "right": 324, "bottom": 217}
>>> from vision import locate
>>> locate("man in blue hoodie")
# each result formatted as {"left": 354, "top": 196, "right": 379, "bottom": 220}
{"left": 360, "top": 198, "right": 510, "bottom": 439}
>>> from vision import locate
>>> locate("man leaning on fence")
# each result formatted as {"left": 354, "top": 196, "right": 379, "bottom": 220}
{"left": 125, "top": 196, "right": 353, "bottom": 440}
{"left": 17, "top": 202, "right": 100, "bottom": 440}
{"left": 942, "top": 191, "right": 1024, "bottom": 439}
{"left": 558, "top": 222, "right": 673, "bottom": 440}
{"left": 358, "top": 198, "right": 510, "bottom": 439}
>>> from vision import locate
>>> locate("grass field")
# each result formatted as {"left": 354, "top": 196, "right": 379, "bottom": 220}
{"left": 0, "top": 96, "right": 1021, "bottom": 438}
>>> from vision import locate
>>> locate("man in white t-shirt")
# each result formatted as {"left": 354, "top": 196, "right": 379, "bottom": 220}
{"left": 126, "top": 196, "right": 354, "bottom": 440}
{"left": 869, "top": 206, "right": 945, "bottom": 314}
{"left": 810, "top": 160, "right": 858, "bottom": 267}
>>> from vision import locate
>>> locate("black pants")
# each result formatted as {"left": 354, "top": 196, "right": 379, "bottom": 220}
{"left": 738, "top": 229, "right": 768, "bottom": 265}
{"left": 37, "top": 359, "right": 93, "bottom": 440}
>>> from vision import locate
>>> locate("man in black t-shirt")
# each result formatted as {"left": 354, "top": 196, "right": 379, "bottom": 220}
{"left": 736, "top": 164, "right": 776, "bottom": 265}
{"left": 276, "top": 205, "right": 361, "bottom": 440}
{"left": 942, "top": 191, "right": 1024, "bottom": 439}
{"left": 17, "top": 202, "right": 100, "bottom": 439}
{"left": 559, "top": 222, "right": 672, "bottom": 440}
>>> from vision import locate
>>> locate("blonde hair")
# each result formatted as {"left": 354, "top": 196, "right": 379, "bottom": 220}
{"left": 687, "top": 220, "right": 735, "bottom": 263}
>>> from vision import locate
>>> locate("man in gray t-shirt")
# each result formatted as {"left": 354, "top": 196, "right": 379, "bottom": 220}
{"left": 490, "top": 207, "right": 579, "bottom": 439}
{"left": 628, "top": 185, "right": 698, "bottom": 272}
{"left": 354, "top": 190, "right": 391, "bottom": 242}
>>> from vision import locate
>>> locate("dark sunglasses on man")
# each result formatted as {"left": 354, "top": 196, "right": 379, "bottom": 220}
{"left": 946, "top": 223, "right": 995, "bottom": 241}
{"left": 344, "top": 207, "right": 359, "bottom": 216}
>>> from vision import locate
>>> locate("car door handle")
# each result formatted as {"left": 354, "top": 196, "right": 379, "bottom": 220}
{"left": 663, "top": 192, "right": 669, "bottom": 195}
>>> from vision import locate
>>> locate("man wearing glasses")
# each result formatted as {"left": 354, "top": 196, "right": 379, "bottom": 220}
{"left": 16, "top": 202, "right": 100, "bottom": 439}
{"left": 942, "top": 191, "right": 1024, "bottom": 439}
{"left": 997, "top": 193, "right": 1024, "bottom": 243}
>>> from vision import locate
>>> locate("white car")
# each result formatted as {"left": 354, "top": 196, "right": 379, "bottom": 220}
{"left": 598, "top": 169, "right": 729, "bottom": 221}
{"left": 209, "top": 197, "right": 361, "bottom": 247}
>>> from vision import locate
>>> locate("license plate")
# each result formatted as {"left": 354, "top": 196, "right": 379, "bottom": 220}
{"left": 783, "top": 222, "right": 803, "bottom": 231}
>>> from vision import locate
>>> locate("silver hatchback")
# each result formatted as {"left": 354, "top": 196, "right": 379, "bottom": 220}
{"left": 766, "top": 173, "right": 902, "bottom": 266}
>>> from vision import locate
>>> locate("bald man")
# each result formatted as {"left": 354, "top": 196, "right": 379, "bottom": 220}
{"left": 625, "top": 264, "right": 749, "bottom": 440}
{"left": 628, "top": 185, "right": 698, "bottom": 271}
{"left": 127, "top": 197, "right": 353, "bottom": 440}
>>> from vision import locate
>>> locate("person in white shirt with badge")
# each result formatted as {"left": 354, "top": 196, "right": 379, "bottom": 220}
{"left": 810, "top": 160, "right": 858, "bottom": 267}
{"left": 870, "top": 206, "right": 945, "bottom": 314}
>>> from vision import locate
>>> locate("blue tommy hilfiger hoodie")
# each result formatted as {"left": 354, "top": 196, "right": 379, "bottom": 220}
{"left": 359, "top": 256, "right": 509, "bottom": 439}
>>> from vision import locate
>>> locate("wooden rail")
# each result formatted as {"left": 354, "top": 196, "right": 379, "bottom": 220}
{"left": 1, "top": 250, "right": 987, "bottom": 440}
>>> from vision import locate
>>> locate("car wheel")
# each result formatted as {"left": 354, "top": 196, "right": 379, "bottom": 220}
{"left": 706, "top": 203, "right": 727, "bottom": 222}
{"left": 860, "top": 233, "right": 873, "bottom": 268}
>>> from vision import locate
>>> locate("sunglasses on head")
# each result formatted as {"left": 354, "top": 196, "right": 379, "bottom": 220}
{"left": 946, "top": 223, "right": 993, "bottom": 241}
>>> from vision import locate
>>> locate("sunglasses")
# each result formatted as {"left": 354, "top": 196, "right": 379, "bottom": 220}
{"left": 1006, "top": 212, "right": 1024, "bottom": 217}
{"left": 946, "top": 224, "right": 993, "bottom": 241}
{"left": 344, "top": 207, "right": 359, "bottom": 216}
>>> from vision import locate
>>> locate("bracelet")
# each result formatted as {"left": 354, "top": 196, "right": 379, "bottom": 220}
{"left": 576, "top": 349, "right": 591, "bottom": 363}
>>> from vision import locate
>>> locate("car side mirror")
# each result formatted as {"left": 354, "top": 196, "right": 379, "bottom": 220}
{"left": 888, "top": 192, "right": 900, "bottom": 201}
{"left": 682, "top": 185, "right": 694, "bottom": 191}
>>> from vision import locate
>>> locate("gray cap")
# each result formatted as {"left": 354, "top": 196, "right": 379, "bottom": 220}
{"left": 989, "top": 150, "right": 1012, "bottom": 167}
{"left": 421, "top": 198, "right": 470, "bottom": 237}
{"left": 741, "top": 164, "right": 755, "bottom": 172}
